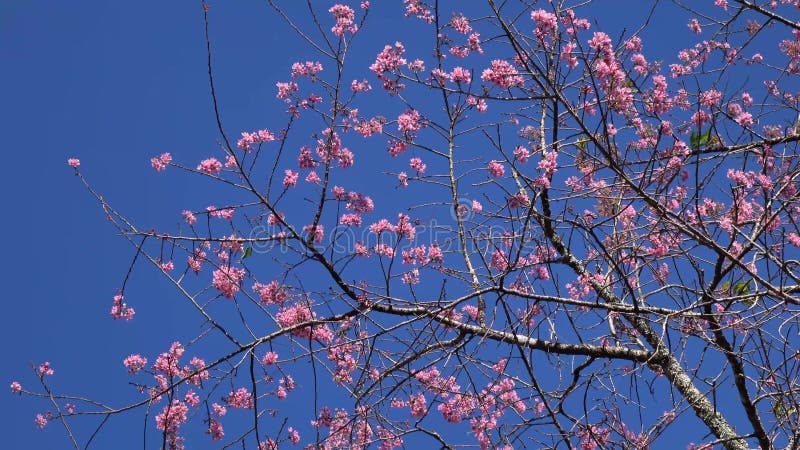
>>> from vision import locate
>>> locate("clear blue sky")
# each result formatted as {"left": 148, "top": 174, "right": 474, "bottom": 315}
{"left": 2, "top": 1, "right": 789, "bottom": 448}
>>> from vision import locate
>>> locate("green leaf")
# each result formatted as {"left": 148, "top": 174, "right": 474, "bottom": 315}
{"left": 242, "top": 247, "right": 253, "bottom": 260}
{"left": 721, "top": 280, "right": 731, "bottom": 293}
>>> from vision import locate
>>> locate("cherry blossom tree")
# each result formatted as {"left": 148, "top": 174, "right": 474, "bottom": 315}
{"left": 13, "top": 1, "right": 800, "bottom": 449}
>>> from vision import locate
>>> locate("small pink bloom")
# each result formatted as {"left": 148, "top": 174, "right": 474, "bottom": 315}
{"left": 212, "top": 403, "right": 227, "bottom": 417}
{"left": 123, "top": 354, "right": 148, "bottom": 374}
{"left": 283, "top": 170, "right": 299, "bottom": 188}
{"left": 305, "top": 171, "right": 321, "bottom": 184}
{"left": 398, "top": 171, "right": 408, "bottom": 188}
{"left": 151, "top": 152, "right": 172, "bottom": 172}
{"left": 262, "top": 351, "right": 279, "bottom": 365}
{"left": 227, "top": 387, "right": 255, "bottom": 409}
{"left": 35, "top": 414, "right": 48, "bottom": 429}
{"left": 488, "top": 160, "right": 505, "bottom": 177}
{"left": 182, "top": 210, "right": 197, "bottom": 225}
{"left": 409, "top": 157, "right": 426, "bottom": 174}
{"left": 197, "top": 158, "right": 222, "bottom": 175}
{"left": 212, "top": 266, "right": 246, "bottom": 299}
{"left": 481, "top": 60, "right": 524, "bottom": 88}
{"left": 471, "top": 200, "right": 482, "bottom": 213}
{"left": 67, "top": 158, "right": 80, "bottom": 168}
{"left": 110, "top": 294, "right": 135, "bottom": 320}
{"left": 209, "top": 419, "right": 224, "bottom": 441}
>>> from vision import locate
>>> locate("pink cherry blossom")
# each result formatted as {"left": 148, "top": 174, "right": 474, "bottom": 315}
{"left": 150, "top": 152, "right": 172, "bottom": 172}
{"left": 123, "top": 354, "right": 147, "bottom": 374}
{"left": 197, "top": 158, "right": 222, "bottom": 175}
{"left": 212, "top": 266, "right": 246, "bottom": 299}
{"left": 481, "top": 60, "right": 524, "bottom": 88}
{"left": 488, "top": 160, "right": 505, "bottom": 177}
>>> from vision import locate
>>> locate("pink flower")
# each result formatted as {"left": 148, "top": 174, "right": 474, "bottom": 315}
{"left": 625, "top": 36, "right": 642, "bottom": 52}
{"left": 305, "top": 171, "right": 321, "bottom": 184}
{"left": 388, "top": 140, "right": 408, "bottom": 157}
{"left": 402, "top": 268, "right": 420, "bottom": 284}
{"left": 339, "top": 213, "right": 362, "bottom": 227}
{"left": 38, "top": 362, "right": 54, "bottom": 376}
{"left": 375, "top": 243, "right": 395, "bottom": 258}
{"left": 471, "top": 200, "right": 482, "bottom": 213}
{"left": 67, "top": 158, "right": 80, "bottom": 168}
{"left": 329, "top": 4, "right": 357, "bottom": 36}
{"left": 227, "top": 387, "right": 254, "bottom": 409}
{"left": 283, "top": 169, "right": 299, "bottom": 188}
{"left": 291, "top": 61, "right": 323, "bottom": 78}
{"left": 407, "top": 59, "right": 425, "bottom": 72}
{"left": 253, "top": 280, "right": 287, "bottom": 305}
{"left": 514, "top": 145, "right": 530, "bottom": 163}
{"left": 182, "top": 210, "right": 197, "bottom": 225}
{"left": 688, "top": 18, "right": 702, "bottom": 34}
{"left": 397, "top": 109, "right": 422, "bottom": 133}
{"left": 184, "top": 390, "right": 200, "bottom": 407}
{"left": 155, "top": 400, "right": 189, "bottom": 442}
{"left": 209, "top": 419, "right": 224, "bottom": 441}
{"left": 110, "top": 294, "right": 135, "bottom": 321}
{"left": 428, "top": 243, "right": 444, "bottom": 263}
{"left": 123, "top": 354, "right": 148, "bottom": 374}
{"left": 35, "top": 414, "right": 48, "bottom": 429}
{"left": 276, "top": 81, "right": 299, "bottom": 100}
{"left": 303, "top": 224, "right": 325, "bottom": 243}
{"left": 531, "top": 9, "right": 558, "bottom": 40}
{"left": 150, "top": 152, "right": 172, "bottom": 172}
{"left": 398, "top": 171, "right": 408, "bottom": 187}
{"left": 449, "top": 66, "right": 471, "bottom": 84}
{"left": 481, "top": 60, "right": 524, "bottom": 88}
{"left": 490, "top": 250, "right": 509, "bottom": 271}
{"left": 742, "top": 92, "right": 753, "bottom": 107}
{"left": 197, "top": 158, "right": 222, "bottom": 175}
{"left": 212, "top": 266, "right": 246, "bottom": 299}
{"left": 409, "top": 392, "right": 428, "bottom": 417}
{"left": 351, "top": 79, "right": 371, "bottom": 92}
{"left": 370, "top": 42, "right": 407, "bottom": 85}
{"left": 288, "top": 426, "right": 301, "bottom": 445}
{"left": 450, "top": 14, "right": 472, "bottom": 34}
{"left": 403, "top": 0, "right": 433, "bottom": 22}
{"left": 207, "top": 205, "right": 235, "bottom": 220}
{"left": 488, "top": 160, "right": 505, "bottom": 177}
{"left": 10, "top": 381, "right": 21, "bottom": 394}
{"left": 699, "top": 90, "right": 722, "bottom": 107}
{"left": 262, "top": 351, "right": 279, "bottom": 365}
{"left": 735, "top": 112, "right": 753, "bottom": 127}
{"left": 277, "top": 385, "right": 288, "bottom": 400}
{"left": 212, "top": 403, "right": 227, "bottom": 417}
{"left": 238, "top": 129, "right": 276, "bottom": 151}
{"left": 409, "top": 157, "right": 426, "bottom": 174}
{"left": 276, "top": 303, "right": 331, "bottom": 343}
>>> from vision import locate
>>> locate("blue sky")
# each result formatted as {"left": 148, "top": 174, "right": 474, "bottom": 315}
{"left": 3, "top": 1, "right": 795, "bottom": 448}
